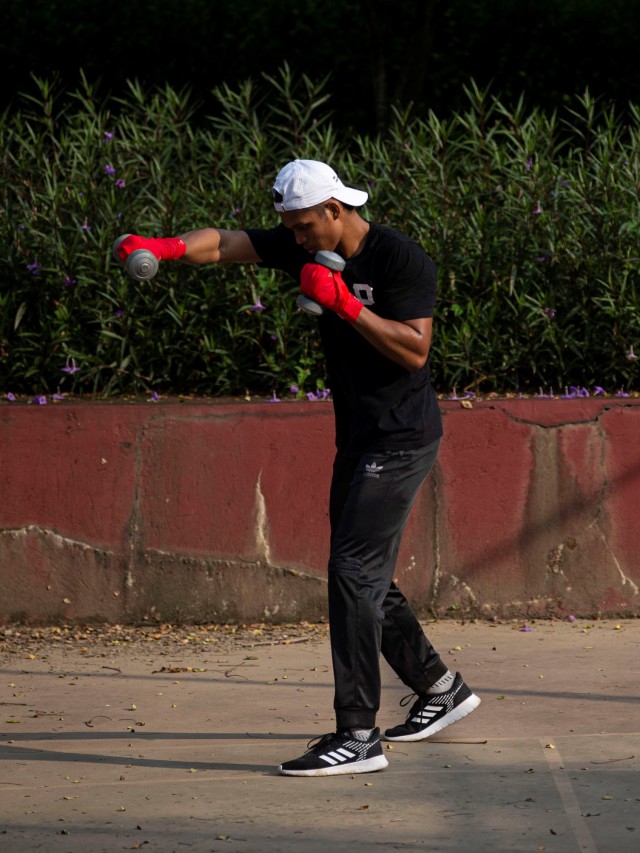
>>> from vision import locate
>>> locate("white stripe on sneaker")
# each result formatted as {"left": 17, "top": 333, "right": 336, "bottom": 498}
{"left": 413, "top": 704, "right": 440, "bottom": 723}
{"left": 322, "top": 748, "right": 356, "bottom": 765}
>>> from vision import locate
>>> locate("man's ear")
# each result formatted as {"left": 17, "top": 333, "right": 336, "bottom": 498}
{"left": 326, "top": 201, "right": 341, "bottom": 220}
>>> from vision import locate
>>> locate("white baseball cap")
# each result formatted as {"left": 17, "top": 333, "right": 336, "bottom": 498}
{"left": 271, "top": 159, "right": 368, "bottom": 211}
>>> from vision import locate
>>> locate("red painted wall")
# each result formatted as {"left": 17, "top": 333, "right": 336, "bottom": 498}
{"left": 1, "top": 398, "right": 639, "bottom": 623}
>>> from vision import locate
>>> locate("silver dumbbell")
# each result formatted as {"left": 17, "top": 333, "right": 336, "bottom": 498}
{"left": 112, "top": 234, "right": 159, "bottom": 281}
{"left": 297, "top": 249, "right": 346, "bottom": 316}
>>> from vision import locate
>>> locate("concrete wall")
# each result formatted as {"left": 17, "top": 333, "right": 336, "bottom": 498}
{"left": 1, "top": 398, "right": 639, "bottom": 624}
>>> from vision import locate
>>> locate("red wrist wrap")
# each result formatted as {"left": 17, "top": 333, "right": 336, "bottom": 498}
{"left": 152, "top": 237, "right": 187, "bottom": 261}
{"left": 300, "top": 264, "right": 363, "bottom": 324}
{"left": 116, "top": 235, "right": 187, "bottom": 262}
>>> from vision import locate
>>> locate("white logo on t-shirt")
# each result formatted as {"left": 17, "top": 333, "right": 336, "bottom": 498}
{"left": 353, "top": 283, "right": 374, "bottom": 305}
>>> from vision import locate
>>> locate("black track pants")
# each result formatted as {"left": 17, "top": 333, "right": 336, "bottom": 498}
{"left": 328, "top": 439, "right": 448, "bottom": 730}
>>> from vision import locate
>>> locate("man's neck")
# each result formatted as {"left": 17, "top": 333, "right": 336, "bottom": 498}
{"left": 338, "top": 214, "right": 370, "bottom": 259}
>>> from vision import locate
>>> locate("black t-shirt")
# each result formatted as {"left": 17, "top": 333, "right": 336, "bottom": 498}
{"left": 245, "top": 221, "right": 443, "bottom": 454}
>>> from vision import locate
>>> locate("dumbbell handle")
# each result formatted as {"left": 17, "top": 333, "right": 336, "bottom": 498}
{"left": 112, "top": 234, "right": 159, "bottom": 281}
{"left": 297, "top": 250, "right": 346, "bottom": 316}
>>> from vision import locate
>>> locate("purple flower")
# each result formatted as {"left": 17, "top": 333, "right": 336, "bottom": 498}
{"left": 229, "top": 207, "right": 242, "bottom": 218}
{"left": 148, "top": 391, "right": 161, "bottom": 402}
{"left": 537, "top": 254, "right": 550, "bottom": 264}
{"left": 6, "top": 392, "right": 16, "bottom": 401}
{"left": 563, "top": 385, "right": 590, "bottom": 399}
{"left": 27, "top": 260, "right": 40, "bottom": 275}
{"left": 566, "top": 614, "right": 576, "bottom": 623}
{"left": 103, "top": 131, "right": 115, "bottom": 143}
{"left": 447, "top": 388, "right": 461, "bottom": 401}
{"left": 51, "top": 391, "right": 65, "bottom": 402}
{"left": 249, "top": 299, "right": 265, "bottom": 312}
{"left": 81, "top": 218, "right": 91, "bottom": 231}
{"left": 289, "top": 385, "right": 299, "bottom": 394}
{"left": 104, "top": 164, "right": 116, "bottom": 176}
{"left": 526, "top": 157, "right": 533, "bottom": 172}
{"left": 519, "top": 624, "right": 533, "bottom": 632}
{"left": 114, "top": 178, "right": 126, "bottom": 189}
{"left": 33, "top": 395, "right": 47, "bottom": 405}
{"left": 626, "top": 345, "right": 637, "bottom": 360}
{"left": 542, "top": 307, "right": 556, "bottom": 319}
{"left": 114, "top": 309, "right": 124, "bottom": 318}
{"left": 305, "top": 389, "right": 331, "bottom": 401}
{"left": 615, "top": 388, "right": 630, "bottom": 397}
{"left": 64, "top": 276, "right": 77, "bottom": 287}
{"left": 533, "top": 202, "right": 543, "bottom": 215}
{"left": 61, "top": 357, "right": 80, "bottom": 375}
{"left": 593, "top": 386, "right": 606, "bottom": 396}
{"left": 267, "top": 391, "right": 281, "bottom": 402}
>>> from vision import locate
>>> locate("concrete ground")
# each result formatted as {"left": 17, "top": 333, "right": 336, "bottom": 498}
{"left": 1, "top": 618, "right": 638, "bottom": 852}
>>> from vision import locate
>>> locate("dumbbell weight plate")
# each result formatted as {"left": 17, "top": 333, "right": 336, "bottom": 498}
{"left": 126, "top": 249, "right": 159, "bottom": 281}
{"left": 112, "top": 233, "right": 132, "bottom": 263}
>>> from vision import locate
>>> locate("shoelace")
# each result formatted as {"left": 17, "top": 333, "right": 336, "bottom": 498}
{"left": 305, "top": 731, "right": 343, "bottom": 753}
{"left": 399, "top": 692, "right": 418, "bottom": 708}
{"left": 398, "top": 692, "right": 427, "bottom": 721}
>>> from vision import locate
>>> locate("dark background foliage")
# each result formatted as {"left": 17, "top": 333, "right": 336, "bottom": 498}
{"left": 2, "top": 0, "right": 640, "bottom": 132}
{"left": 1, "top": 1, "right": 639, "bottom": 400}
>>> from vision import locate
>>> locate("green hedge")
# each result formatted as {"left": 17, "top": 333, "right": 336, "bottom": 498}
{"left": 1, "top": 69, "right": 639, "bottom": 399}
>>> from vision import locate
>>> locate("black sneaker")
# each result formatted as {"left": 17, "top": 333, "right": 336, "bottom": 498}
{"left": 278, "top": 727, "right": 389, "bottom": 777}
{"left": 384, "top": 672, "right": 480, "bottom": 742}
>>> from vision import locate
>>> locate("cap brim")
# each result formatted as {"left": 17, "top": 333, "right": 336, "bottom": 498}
{"left": 334, "top": 187, "right": 368, "bottom": 207}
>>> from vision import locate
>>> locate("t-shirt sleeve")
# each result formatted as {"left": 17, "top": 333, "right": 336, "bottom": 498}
{"left": 244, "top": 224, "right": 309, "bottom": 280}
{"left": 375, "top": 233, "right": 436, "bottom": 321}
{"left": 377, "top": 238, "right": 437, "bottom": 320}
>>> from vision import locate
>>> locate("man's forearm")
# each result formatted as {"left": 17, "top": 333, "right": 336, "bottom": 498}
{"left": 353, "top": 311, "right": 433, "bottom": 373}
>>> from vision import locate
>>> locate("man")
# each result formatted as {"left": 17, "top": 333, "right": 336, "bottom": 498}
{"left": 116, "top": 159, "right": 480, "bottom": 777}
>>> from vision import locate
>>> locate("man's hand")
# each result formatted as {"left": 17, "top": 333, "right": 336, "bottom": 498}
{"left": 300, "top": 263, "right": 362, "bottom": 323}
{"left": 115, "top": 235, "right": 187, "bottom": 263}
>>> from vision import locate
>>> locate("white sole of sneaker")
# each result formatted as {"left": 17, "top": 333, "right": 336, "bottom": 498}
{"left": 278, "top": 753, "right": 389, "bottom": 777}
{"left": 384, "top": 693, "right": 481, "bottom": 743}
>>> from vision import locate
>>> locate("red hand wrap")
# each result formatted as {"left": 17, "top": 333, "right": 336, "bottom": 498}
{"left": 300, "top": 264, "right": 362, "bottom": 323}
{"left": 116, "top": 235, "right": 187, "bottom": 262}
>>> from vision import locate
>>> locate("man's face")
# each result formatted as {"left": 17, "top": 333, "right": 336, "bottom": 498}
{"left": 279, "top": 204, "right": 340, "bottom": 255}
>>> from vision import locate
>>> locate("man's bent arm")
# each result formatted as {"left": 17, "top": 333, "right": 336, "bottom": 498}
{"left": 354, "top": 312, "right": 433, "bottom": 374}
{"left": 178, "top": 228, "right": 261, "bottom": 265}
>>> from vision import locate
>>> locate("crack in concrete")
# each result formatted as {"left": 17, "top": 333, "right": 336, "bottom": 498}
{"left": 430, "top": 462, "right": 442, "bottom": 611}
{"left": 0, "top": 525, "right": 113, "bottom": 555}
{"left": 587, "top": 519, "right": 640, "bottom": 596}
{"left": 490, "top": 401, "right": 638, "bottom": 430}
{"left": 145, "top": 548, "right": 325, "bottom": 583}
{"left": 254, "top": 470, "right": 272, "bottom": 566}
{"left": 124, "top": 423, "right": 147, "bottom": 591}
